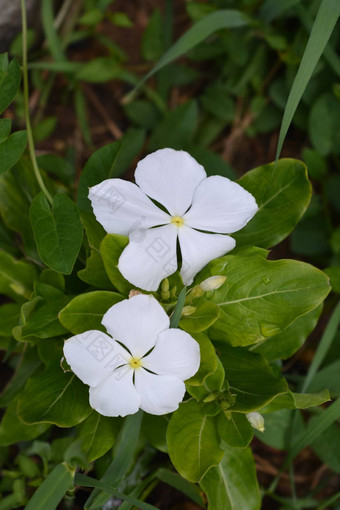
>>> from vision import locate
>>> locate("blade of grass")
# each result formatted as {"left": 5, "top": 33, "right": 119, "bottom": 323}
{"left": 259, "top": 0, "right": 303, "bottom": 23}
{"left": 85, "top": 410, "right": 143, "bottom": 509}
{"left": 301, "top": 301, "right": 340, "bottom": 393}
{"left": 276, "top": 0, "right": 340, "bottom": 160}
{"left": 25, "top": 463, "right": 74, "bottom": 510}
{"left": 170, "top": 286, "right": 187, "bottom": 328}
{"left": 129, "top": 9, "right": 250, "bottom": 96}
{"left": 41, "top": 0, "right": 66, "bottom": 62}
{"left": 75, "top": 474, "right": 159, "bottom": 510}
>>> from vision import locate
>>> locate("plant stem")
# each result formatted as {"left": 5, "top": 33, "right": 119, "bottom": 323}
{"left": 20, "top": 0, "right": 53, "bottom": 204}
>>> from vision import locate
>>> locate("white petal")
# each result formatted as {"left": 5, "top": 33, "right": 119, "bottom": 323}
{"left": 184, "top": 175, "right": 258, "bottom": 233}
{"left": 118, "top": 224, "right": 178, "bottom": 292}
{"left": 89, "top": 368, "right": 140, "bottom": 417}
{"left": 102, "top": 294, "right": 170, "bottom": 358}
{"left": 135, "top": 149, "right": 206, "bottom": 216}
{"left": 178, "top": 226, "right": 236, "bottom": 285}
{"left": 135, "top": 370, "right": 185, "bottom": 415}
{"left": 63, "top": 330, "right": 130, "bottom": 387}
{"left": 89, "top": 178, "right": 169, "bottom": 235}
{"left": 143, "top": 329, "right": 200, "bottom": 381}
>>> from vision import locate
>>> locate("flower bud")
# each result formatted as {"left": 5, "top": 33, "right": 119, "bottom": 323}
{"left": 200, "top": 276, "right": 226, "bottom": 292}
{"left": 161, "top": 279, "right": 170, "bottom": 300}
{"left": 129, "top": 289, "right": 141, "bottom": 298}
{"left": 246, "top": 412, "right": 265, "bottom": 432}
{"left": 182, "top": 306, "right": 196, "bottom": 316}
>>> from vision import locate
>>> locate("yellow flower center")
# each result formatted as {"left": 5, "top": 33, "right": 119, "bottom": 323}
{"left": 129, "top": 357, "right": 143, "bottom": 369}
{"left": 171, "top": 215, "right": 185, "bottom": 227}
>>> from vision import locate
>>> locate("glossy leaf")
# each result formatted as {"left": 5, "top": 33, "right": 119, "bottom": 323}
{"left": 100, "top": 234, "right": 132, "bottom": 294}
{"left": 179, "top": 302, "right": 220, "bottom": 333}
{"left": 0, "top": 130, "right": 27, "bottom": 175}
{"left": 30, "top": 192, "right": 83, "bottom": 274}
{"left": 0, "top": 58, "right": 21, "bottom": 114}
{"left": 198, "top": 247, "right": 330, "bottom": 346}
{"left": 0, "top": 251, "right": 37, "bottom": 302}
{"left": 217, "top": 412, "right": 253, "bottom": 448}
{"left": 0, "top": 398, "right": 49, "bottom": 446}
{"left": 234, "top": 159, "right": 311, "bottom": 248}
{"left": 167, "top": 399, "right": 224, "bottom": 482}
{"left": 200, "top": 446, "right": 261, "bottom": 510}
{"left": 261, "top": 389, "right": 330, "bottom": 412}
{"left": 78, "top": 412, "right": 121, "bottom": 462}
{"left": 216, "top": 343, "right": 288, "bottom": 412}
{"left": 59, "top": 290, "right": 123, "bottom": 334}
{"left": 18, "top": 366, "right": 92, "bottom": 426}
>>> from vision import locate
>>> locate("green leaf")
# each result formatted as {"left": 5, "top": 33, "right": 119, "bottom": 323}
{"left": 76, "top": 473, "right": 158, "bottom": 510}
{"left": 41, "top": 0, "right": 66, "bottom": 62}
{"left": 169, "top": 286, "right": 187, "bottom": 328}
{"left": 309, "top": 92, "right": 340, "bottom": 156}
{"left": 255, "top": 409, "right": 304, "bottom": 450}
{"left": 217, "top": 412, "right": 253, "bottom": 448}
{"left": 167, "top": 399, "right": 224, "bottom": 482}
{"left": 148, "top": 101, "right": 198, "bottom": 151}
{"left": 100, "top": 234, "right": 132, "bottom": 294}
{"left": 234, "top": 159, "right": 311, "bottom": 248}
{"left": 200, "top": 446, "right": 261, "bottom": 510}
{"left": 0, "top": 302, "right": 20, "bottom": 336}
{"left": 134, "top": 10, "right": 249, "bottom": 90}
{"left": 78, "top": 412, "right": 121, "bottom": 462}
{"left": 261, "top": 389, "right": 330, "bottom": 412}
{"left": 18, "top": 366, "right": 91, "bottom": 426}
{"left": 179, "top": 302, "right": 220, "bottom": 333}
{"left": 216, "top": 343, "right": 288, "bottom": 412}
{"left": 0, "top": 398, "right": 49, "bottom": 446}
{"left": 187, "top": 333, "right": 218, "bottom": 387}
{"left": 0, "top": 131, "right": 27, "bottom": 175}
{"left": 30, "top": 192, "right": 83, "bottom": 274}
{"left": 0, "top": 118, "right": 11, "bottom": 140}
{"left": 25, "top": 463, "right": 74, "bottom": 510}
{"left": 142, "top": 414, "right": 169, "bottom": 453}
{"left": 77, "top": 129, "right": 145, "bottom": 212}
{"left": 253, "top": 304, "right": 322, "bottom": 361}
{"left": 0, "top": 58, "right": 21, "bottom": 114}
{"left": 59, "top": 290, "right": 123, "bottom": 334}
{"left": 0, "top": 251, "right": 37, "bottom": 302}
{"left": 311, "top": 423, "right": 340, "bottom": 473}
{"left": 199, "top": 247, "right": 330, "bottom": 346}
{"left": 276, "top": 0, "right": 340, "bottom": 159}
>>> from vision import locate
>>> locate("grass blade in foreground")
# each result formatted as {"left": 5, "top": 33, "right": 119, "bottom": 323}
{"left": 276, "top": 0, "right": 340, "bottom": 160}
{"left": 170, "top": 286, "right": 187, "bottom": 328}
{"left": 25, "top": 463, "right": 74, "bottom": 510}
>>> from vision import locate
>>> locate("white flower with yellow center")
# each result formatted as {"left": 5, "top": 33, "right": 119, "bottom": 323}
{"left": 63, "top": 294, "right": 200, "bottom": 417}
{"left": 89, "top": 148, "right": 258, "bottom": 291}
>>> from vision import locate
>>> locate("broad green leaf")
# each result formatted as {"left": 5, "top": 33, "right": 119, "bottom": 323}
{"left": 30, "top": 192, "right": 83, "bottom": 274}
{"left": 142, "top": 414, "right": 169, "bottom": 453}
{"left": 0, "top": 251, "right": 37, "bottom": 302}
{"left": 0, "top": 302, "right": 20, "bottom": 336}
{"left": 135, "top": 10, "right": 249, "bottom": 90}
{"left": 216, "top": 343, "right": 288, "bottom": 412}
{"left": 86, "top": 411, "right": 143, "bottom": 509}
{"left": 309, "top": 360, "right": 340, "bottom": 396}
{"left": 234, "top": 159, "right": 311, "bottom": 248}
{"left": 256, "top": 409, "right": 305, "bottom": 450}
{"left": 100, "top": 234, "right": 132, "bottom": 294}
{"left": 0, "top": 346, "right": 41, "bottom": 406}
{"left": 78, "top": 412, "right": 121, "bottom": 462}
{"left": 309, "top": 93, "right": 340, "bottom": 156}
{"left": 18, "top": 366, "right": 91, "bottom": 426}
{"left": 276, "top": 0, "right": 340, "bottom": 159}
{"left": 0, "top": 118, "right": 11, "bottom": 140}
{"left": 187, "top": 146, "right": 236, "bottom": 180}
{"left": 25, "top": 463, "right": 74, "bottom": 510}
{"left": 186, "top": 333, "right": 218, "bottom": 388}
{"left": 167, "top": 399, "right": 224, "bottom": 482}
{"left": 77, "top": 129, "right": 145, "bottom": 212}
{"left": 179, "top": 302, "right": 220, "bottom": 333}
{"left": 59, "top": 290, "right": 123, "bottom": 334}
{"left": 37, "top": 153, "right": 75, "bottom": 187}
{"left": 198, "top": 247, "right": 330, "bottom": 346}
{"left": 155, "top": 468, "right": 205, "bottom": 507}
{"left": 141, "top": 9, "right": 164, "bottom": 61}
{"left": 217, "top": 412, "right": 253, "bottom": 448}
{"left": 0, "top": 398, "right": 49, "bottom": 446}
{"left": 0, "top": 130, "right": 27, "bottom": 175}
{"left": 200, "top": 446, "right": 260, "bottom": 510}
{"left": 253, "top": 305, "right": 322, "bottom": 361}
{"left": 0, "top": 58, "right": 21, "bottom": 114}
{"left": 148, "top": 100, "right": 198, "bottom": 151}
{"left": 188, "top": 357, "right": 225, "bottom": 401}
{"left": 13, "top": 295, "right": 70, "bottom": 341}
{"left": 260, "top": 389, "right": 330, "bottom": 412}
{"left": 0, "top": 157, "right": 47, "bottom": 258}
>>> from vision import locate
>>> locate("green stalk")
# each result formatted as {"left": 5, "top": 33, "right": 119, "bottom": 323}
{"left": 20, "top": 0, "right": 53, "bottom": 204}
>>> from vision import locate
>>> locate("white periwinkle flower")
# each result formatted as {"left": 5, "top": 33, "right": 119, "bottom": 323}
{"left": 63, "top": 294, "right": 200, "bottom": 417}
{"left": 89, "top": 148, "right": 258, "bottom": 291}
